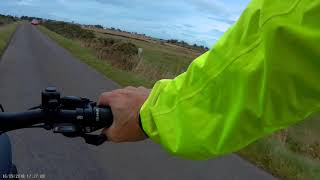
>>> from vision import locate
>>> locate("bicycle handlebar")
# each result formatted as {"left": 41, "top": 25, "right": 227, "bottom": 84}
{"left": 0, "top": 110, "right": 45, "bottom": 131}
{"left": 0, "top": 87, "right": 113, "bottom": 146}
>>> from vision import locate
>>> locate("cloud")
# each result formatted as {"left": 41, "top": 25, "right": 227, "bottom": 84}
{"left": 185, "top": 0, "right": 228, "bottom": 16}
{"left": 0, "top": 0, "right": 250, "bottom": 47}
{"left": 183, "top": 24, "right": 194, "bottom": 28}
{"left": 16, "top": 0, "right": 36, "bottom": 6}
{"left": 208, "top": 16, "right": 236, "bottom": 25}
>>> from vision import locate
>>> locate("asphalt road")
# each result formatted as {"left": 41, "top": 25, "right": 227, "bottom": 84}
{"left": 0, "top": 23, "right": 276, "bottom": 180}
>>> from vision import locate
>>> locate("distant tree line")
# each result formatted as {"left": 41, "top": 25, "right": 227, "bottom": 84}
{"left": 20, "top": 16, "right": 42, "bottom": 21}
{"left": 94, "top": 24, "right": 103, "bottom": 29}
{"left": 167, "top": 39, "right": 209, "bottom": 52}
{"left": 83, "top": 24, "right": 148, "bottom": 37}
{"left": 0, "top": 14, "right": 18, "bottom": 25}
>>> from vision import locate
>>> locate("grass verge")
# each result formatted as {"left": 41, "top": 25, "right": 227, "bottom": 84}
{"left": 0, "top": 23, "right": 19, "bottom": 57}
{"left": 38, "top": 26, "right": 153, "bottom": 87}
{"left": 239, "top": 114, "right": 320, "bottom": 180}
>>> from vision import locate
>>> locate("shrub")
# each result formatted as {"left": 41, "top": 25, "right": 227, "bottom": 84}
{"left": 43, "top": 21, "right": 95, "bottom": 40}
{"left": 111, "top": 42, "right": 137, "bottom": 56}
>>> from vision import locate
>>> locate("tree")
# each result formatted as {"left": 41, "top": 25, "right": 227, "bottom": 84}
{"left": 94, "top": 24, "right": 104, "bottom": 29}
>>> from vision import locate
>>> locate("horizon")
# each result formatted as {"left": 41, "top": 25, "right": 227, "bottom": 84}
{"left": 3, "top": 14, "right": 208, "bottom": 48}
{"left": 0, "top": 0, "right": 250, "bottom": 47}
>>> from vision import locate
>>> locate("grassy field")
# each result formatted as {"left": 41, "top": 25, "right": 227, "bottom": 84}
{"left": 93, "top": 29, "right": 200, "bottom": 76}
{"left": 39, "top": 25, "right": 320, "bottom": 180}
{"left": 0, "top": 23, "right": 19, "bottom": 56}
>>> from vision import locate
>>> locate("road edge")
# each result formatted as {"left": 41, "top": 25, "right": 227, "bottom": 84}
{"left": 0, "top": 23, "right": 20, "bottom": 62}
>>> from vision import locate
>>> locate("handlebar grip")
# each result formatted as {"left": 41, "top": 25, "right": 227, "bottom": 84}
{"left": 95, "top": 107, "right": 113, "bottom": 128}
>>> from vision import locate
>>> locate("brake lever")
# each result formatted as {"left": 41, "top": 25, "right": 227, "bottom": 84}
{"left": 52, "top": 123, "right": 108, "bottom": 145}
{"left": 81, "top": 134, "right": 107, "bottom": 146}
{"left": 28, "top": 105, "right": 42, "bottom": 110}
{"left": 52, "top": 124, "right": 107, "bottom": 145}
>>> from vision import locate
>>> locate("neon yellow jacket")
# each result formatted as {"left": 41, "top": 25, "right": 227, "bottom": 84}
{"left": 140, "top": 0, "right": 320, "bottom": 159}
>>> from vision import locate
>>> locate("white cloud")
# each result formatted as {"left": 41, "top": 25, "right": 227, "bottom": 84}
{"left": 16, "top": 0, "right": 36, "bottom": 6}
{"left": 0, "top": 0, "right": 251, "bottom": 47}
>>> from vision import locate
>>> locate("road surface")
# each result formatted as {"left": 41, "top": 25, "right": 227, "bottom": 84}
{"left": 0, "top": 23, "right": 276, "bottom": 180}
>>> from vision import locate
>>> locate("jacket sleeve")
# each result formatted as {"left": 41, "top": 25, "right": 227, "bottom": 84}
{"left": 139, "top": 0, "right": 320, "bottom": 159}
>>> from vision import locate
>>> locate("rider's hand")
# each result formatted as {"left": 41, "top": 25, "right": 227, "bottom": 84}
{"left": 98, "top": 86, "right": 150, "bottom": 142}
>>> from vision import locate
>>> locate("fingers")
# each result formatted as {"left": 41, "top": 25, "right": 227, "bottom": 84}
{"left": 98, "top": 89, "right": 130, "bottom": 106}
{"left": 98, "top": 92, "right": 112, "bottom": 106}
{"left": 125, "top": 86, "right": 136, "bottom": 90}
{"left": 99, "top": 86, "right": 147, "bottom": 106}
{"left": 125, "top": 86, "right": 148, "bottom": 91}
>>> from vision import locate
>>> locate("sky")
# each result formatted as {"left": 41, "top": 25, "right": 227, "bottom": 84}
{"left": 0, "top": 0, "right": 250, "bottom": 47}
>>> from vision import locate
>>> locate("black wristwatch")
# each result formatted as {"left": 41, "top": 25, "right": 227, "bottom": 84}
{"left": 139, "top": 114, "right": 148, "bottom": 137}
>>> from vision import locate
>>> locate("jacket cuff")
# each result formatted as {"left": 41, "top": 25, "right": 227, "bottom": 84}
{"left": 139, "top": 79, "right": 171, "bottom": 143}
